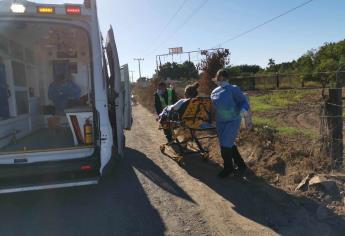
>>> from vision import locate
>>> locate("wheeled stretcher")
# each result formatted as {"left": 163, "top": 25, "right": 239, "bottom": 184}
{"left": 159, "top": 97, "right": 217, "bottom": 165}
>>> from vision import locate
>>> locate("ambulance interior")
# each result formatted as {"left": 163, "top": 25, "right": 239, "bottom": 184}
{"left": 0, "top": 22, "right": 94, "bottom": 154}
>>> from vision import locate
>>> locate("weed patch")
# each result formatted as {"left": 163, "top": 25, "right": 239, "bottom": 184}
{"left": 250, "top": 90, "right": 317, "bottom": 112}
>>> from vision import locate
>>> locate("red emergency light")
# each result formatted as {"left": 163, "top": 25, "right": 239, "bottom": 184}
{"left": 80, "top": 165, "right": 93, "bottom": 171}
{"left": 66, "top": 6, "right": 81, "bottom": 15}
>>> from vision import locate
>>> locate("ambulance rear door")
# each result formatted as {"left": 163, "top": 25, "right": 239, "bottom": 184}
{"left": 121, "top": 64, "right": 132, "bottom": 130}
{"left": 105, "top": 26, "right": 124, "bottom": 157}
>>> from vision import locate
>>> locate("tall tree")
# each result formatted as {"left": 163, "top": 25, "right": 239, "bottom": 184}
{"left": 267, "top": 58, "right": 277, "bottom": 72}
{"left": 226, "top": 64, "right": 262, "bottom": 76}
{"left": 198, "top": 49, "right": 230, "bottom": 94}
{"left": 157, "top": 61, "right": 199, "bottom": 80}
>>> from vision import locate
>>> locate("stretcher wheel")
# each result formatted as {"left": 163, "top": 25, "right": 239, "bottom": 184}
{"left": 173, "top": 155, "right": 185, "bottom": 166}
{"left": 201, "top": 152, "right": 209, "bottom": 161}
{"left": 178, "top": 159, "right": 185, "bottom": 166}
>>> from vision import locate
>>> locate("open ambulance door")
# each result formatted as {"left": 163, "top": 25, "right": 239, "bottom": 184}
{"left": 105, "top": 26, "right": 125, "bottom": 157}
{"left": 121, "top": 64, "right": 132, "bottom": 130}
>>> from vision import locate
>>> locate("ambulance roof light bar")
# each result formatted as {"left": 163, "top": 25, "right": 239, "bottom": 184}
{"left": 11, "top": 3, "right": 26, "bottom": 13}
{"left": 0, "top": 0, "right": 93, "bottom": 16}
{"left": 37, "top": 6, "right": 55, "bottom": 14}
{"left": 66, "top": 5, "right": 81, "bottom": 15}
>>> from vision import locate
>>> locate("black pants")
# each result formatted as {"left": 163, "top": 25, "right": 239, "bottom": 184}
{"left": 220, "top": 145, "right": 246, "bottom": 172}
{"left": 163, "top": 129, "right": 173, "bottom": 142}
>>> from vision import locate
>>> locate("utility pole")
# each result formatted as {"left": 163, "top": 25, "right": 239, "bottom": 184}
{"left": 133, "top": 58, "right": 144, "bottom": 79}
{"left": 130, "top": 70, "right": 135, "bottom": 83}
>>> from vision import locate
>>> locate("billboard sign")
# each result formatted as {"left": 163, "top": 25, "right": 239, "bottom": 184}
{"left": 169, "top": 47, "right": 183, "bottom": 54}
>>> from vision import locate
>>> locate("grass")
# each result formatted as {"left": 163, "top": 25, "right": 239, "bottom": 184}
{"left": 250, "top": 90, "right": 317, "bottom": 112}
{"left": 277, "top": 127, "right": 300, "bottom": 136}
{"left": 252, "top": 117, "right": 277, "bottom": 127}
{"left": 252, "top": 116, "right": 314, "bottom": 137}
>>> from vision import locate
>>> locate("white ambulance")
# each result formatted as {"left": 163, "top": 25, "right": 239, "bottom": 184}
{"left": 0, "top": 0, "right": 132, "bottom": 193}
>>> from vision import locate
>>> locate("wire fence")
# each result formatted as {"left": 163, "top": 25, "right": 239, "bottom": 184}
{"left": 240, "top": 77, "right": 344, "bottom": 172}
{"left": 229, "top": 71, "right": 345, "bottom": 91}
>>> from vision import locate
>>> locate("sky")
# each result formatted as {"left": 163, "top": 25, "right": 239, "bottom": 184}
{"left": 30, "top": 0, "right": 345, "bottom": 80}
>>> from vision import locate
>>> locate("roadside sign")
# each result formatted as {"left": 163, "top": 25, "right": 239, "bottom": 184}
{"left": 169, "top": 47, "right": 183, "bottom": 54}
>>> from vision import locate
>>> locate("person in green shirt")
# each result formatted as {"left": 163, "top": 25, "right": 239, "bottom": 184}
{"left": 154, "top": 82, "right": 178, "bottom": 142}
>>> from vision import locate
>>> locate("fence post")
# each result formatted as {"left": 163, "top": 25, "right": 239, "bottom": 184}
{"left": 276, "top": 72, "right": 280, "bottom": 89}
{"left": 320, "top": 72, "right": 343, "bottom": 168}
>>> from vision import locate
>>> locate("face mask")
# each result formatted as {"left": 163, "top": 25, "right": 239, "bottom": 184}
{"left": 217, "top": 81, "right": 227, "bottom": 87}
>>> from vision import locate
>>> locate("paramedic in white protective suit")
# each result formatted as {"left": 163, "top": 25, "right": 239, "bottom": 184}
{"left": 211, "top": 69, "right": 251, "bottom": 178}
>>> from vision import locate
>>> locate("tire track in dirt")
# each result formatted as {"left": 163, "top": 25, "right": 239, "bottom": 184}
{"left": 295, "top": 111, "right": 319, "bottom": 132}
{"left": 263, "top": 103, "right": 320, "bottom": 135}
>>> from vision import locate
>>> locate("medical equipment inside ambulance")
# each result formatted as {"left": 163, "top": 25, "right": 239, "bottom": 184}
{"left": 0, "top": 22, "right": 94, "bottom": 154}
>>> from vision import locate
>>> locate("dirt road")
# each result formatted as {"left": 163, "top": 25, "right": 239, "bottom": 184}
{"left": 126, "top": 105, "right": 345, "bottom": 236}
{"left": 1, "top": 109, "right": 344, "bottom": 236}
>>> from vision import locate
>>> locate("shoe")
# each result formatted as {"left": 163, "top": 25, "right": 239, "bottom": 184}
{"left": 218, "top": 169, "right": 234, "bottom": 178}
{"left": 235, "top": 166, "right": 247, "bottom": 177}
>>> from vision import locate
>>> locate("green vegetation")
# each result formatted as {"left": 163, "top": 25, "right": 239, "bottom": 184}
{"left": 252, "top": 116, "right": 313, "bottom": 137}
{"left": 276, "top": 127, "right": 300, "bottom": 136}
{"left": 157, "top": 61, "right": 199, "bottom": 80}
{"left": 226, "top": 64, "right": 262, "bottom": 77}
{"left": 250, "top": 90, "right": 316, "bottom": 112}
{"left": 250, "top": 90, "right": 319, "bottom": 138}
{"left": 225, "top": 39, "right": 345, "bottom": 85}
{"left": 252, "top": 117, "right": 277, "bottom": 127}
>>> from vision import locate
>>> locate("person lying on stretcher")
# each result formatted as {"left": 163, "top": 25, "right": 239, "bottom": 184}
{"left": 159, "top": 82, "right": 199, "bottom": 124}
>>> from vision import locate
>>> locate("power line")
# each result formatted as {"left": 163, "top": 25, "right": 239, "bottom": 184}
{"left": 147, "top": 0, "right": 209, "bottom": 56}
{"left": 152, "top": 0, "right": 189, "bottom": 44}
{"left": 143, "top": 0, "right": 189, "bottom": 56}
{"left": 216, "top": 0, "right": 315, "bottom": 47}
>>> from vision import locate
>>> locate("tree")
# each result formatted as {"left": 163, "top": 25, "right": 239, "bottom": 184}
{"left": 267, "top": 58, "right": 277, "bottom": 72}
{"left": 225, "top": 64, "right": 262, "bottom": 77}
{"left": 180, "top": 61, "right": 199, "bottom": 79}
{"left": 137, "top": 77, "right": 148, "bottom": 83}
{"left": 157, "top": 61, "right": 199, "bottom": 80}
{"left": 198, "top": 49, "right": 230, "bottom": 94}
{"left": 157, "top": 62, "right": 173, "bottom": 80}
{"left": 296, "top": 52, "right": 315, "bottom": 85}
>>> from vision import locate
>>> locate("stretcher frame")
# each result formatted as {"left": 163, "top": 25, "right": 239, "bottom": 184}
{"left": 159, "top": 97, "right": 217, "bottom": 165}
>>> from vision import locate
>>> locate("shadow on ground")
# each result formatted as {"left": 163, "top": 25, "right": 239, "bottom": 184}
{"left": 126, "top": 148, "right": 195, "bottom": 204}
{"left": 181, "top": 153, "right": 345, "bottom": 235}
{"left": 0, "top": 148, "right": 172, "bottom": 236}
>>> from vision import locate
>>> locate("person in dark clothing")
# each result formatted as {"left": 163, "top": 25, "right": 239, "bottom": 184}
{"left": 48, "top": 73, "right": 81, "bottom": 115}
{"left": 154, "top": 82, "right": 178, "bottom": 142}
{"left": 159, "top": 82, "right": 199, "bottom": 121}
